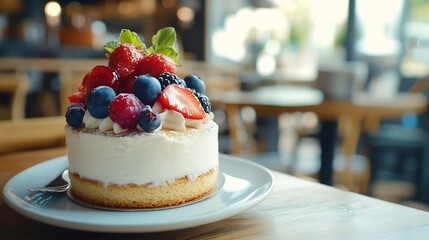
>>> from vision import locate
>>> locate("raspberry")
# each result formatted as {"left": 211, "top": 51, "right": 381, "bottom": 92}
{"left": 108, "top": 93, "right": 144, "bottom": 129}
{"left": 134, "top": 54, "right": 177, "bottom": 78}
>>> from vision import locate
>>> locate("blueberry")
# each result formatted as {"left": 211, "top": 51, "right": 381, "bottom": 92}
{"left": 65, "top": 104, "right": 85, "bottom": 127}
{"left": 138, "top": 105, "right": 161, "bottom": 132}
{"left": 184, "top": 75, "right": 205, "bottom": 94}
{"left": 133, "top": 74, "right": 161, "bottom": 106}
{"left": 86, "top": 86, "right": 116, "bottom": 118}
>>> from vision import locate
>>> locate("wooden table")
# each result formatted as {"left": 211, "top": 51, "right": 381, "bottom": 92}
{"left": 210, "top": 86, "right": 428, "bottom": 193}
{"left": 1, "top": 147, "right": 429, "bottom": 239}
{"left": 0, "top": 116, "right": 65, "bottom": 154}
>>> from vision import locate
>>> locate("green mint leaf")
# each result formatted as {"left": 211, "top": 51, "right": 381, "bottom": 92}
{"left": 119, "top": 29, "right": 145, "bottom": 50}
{"left": 151, "top": 27, "right": 176, "bottom": 51}
{"left": 104, "top": 29, "right": 146, "bottom": 56}
{"left": 146, "top": 27, "right": 180, "bottom": 65}
{"left": 104, "top": 40, "right": 119, "bottom": 54}
{"left": 155, "top": 47, "right": 179, "bottom": 64}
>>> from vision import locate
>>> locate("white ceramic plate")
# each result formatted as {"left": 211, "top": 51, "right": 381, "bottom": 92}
{"left": 3, "top": 154, "right": 273, "bottom": 233}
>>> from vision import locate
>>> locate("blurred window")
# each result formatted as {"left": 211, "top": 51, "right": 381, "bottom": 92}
{"left": 401, "top": 0, "right": 429, "bottom": 78}
{"left": 206, "top": 0, "right": 349, "bottom": 66}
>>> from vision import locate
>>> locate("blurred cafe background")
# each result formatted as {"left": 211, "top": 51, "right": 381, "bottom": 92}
{"left": 1, "top": 0, "right": 429, "bottom": 210}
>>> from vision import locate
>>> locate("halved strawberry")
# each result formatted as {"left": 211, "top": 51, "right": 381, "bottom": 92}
{"left": 134, "top": 54, "right": 177, "bottom": 78}
{"left": 158, "top": 84, "right": 204, "bottom": 120}
{"left": 108, "top": 43, "right": 144, "bottom": 80}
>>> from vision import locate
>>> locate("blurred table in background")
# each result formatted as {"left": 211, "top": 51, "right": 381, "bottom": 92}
{"left": 211, "top": 86, "right": 428, "bottom": 193}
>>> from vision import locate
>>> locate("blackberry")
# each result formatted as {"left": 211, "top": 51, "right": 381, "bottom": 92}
{"left": 195, "top": 92, "right": 211, "bottom": 113}
{"left": 157, "top": 72, "right": 186, "bottom": 90}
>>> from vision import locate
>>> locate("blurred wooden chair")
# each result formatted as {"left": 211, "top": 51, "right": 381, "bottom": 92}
{"left": 59, "top": 70, "right": 87, "bottom": 115}
{"left": 0, "top": 71, "right": 29, "bottom": 120}
{"left": 365, "top": 74, "right": 429, "bottom": 202}
{"left": 0, "top": 116, "right": 65, "bottom": 154}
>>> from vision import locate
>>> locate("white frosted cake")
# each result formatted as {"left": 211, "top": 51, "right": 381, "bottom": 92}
{"left": 64, "top": 27, "right": 219, "bottom": 208}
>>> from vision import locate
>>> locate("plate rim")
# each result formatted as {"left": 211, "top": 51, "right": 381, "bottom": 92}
{"left": 3, "top": 154, "right": 274, "bottom": 233}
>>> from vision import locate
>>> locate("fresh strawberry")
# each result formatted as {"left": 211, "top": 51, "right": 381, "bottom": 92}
{"left": 134, "top": 54, "right": 177, "bottom": 78}
{"left": 108, "top": 93, "right": 144, "bottom": 129}
{"left": 117, "top": 75, "right": 137, "bottom": 94}
{"left": 108, "top": 44, "right": 144, "bottom": 80}
{"left": 159, "top": 84, "right": 204, "bottom": 120}
{"left": 68, "top": 91, "right": 87, "bottom": 107}
{"left": 81, "top": 65, "right": 119, "bottom": 93}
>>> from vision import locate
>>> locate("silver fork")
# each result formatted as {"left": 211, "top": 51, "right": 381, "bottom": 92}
{"left": 28, "top": 170, "right": 70, "bottom": 193}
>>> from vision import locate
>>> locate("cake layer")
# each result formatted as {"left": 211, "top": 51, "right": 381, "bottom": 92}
{"left": 69, "top": 168, "right": 218, "bottom": 208}
{"left": 65, "top": 121, "right": 219, "bottom": 186}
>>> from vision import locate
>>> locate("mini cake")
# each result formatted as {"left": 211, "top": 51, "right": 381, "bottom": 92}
{"left": 64, "top": 27, "right": 219, "bottom": 208}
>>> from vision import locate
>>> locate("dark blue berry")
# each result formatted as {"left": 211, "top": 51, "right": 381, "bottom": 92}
{"left": 184, "top": 75, "right": 205, "bottom": 94}
{"left": 132, "top": 74, "right": 161, "bottom": 106}
{"left": 157, "top": 72, "right": 186, "bottom": 90}
{"left": 86, "top": 86, "right": 116, "bottom": 118}
{"left": 138, "top": 105, "right": 161, "bottom": 132}
{"left": 65, "top": 104, "right": 85, "bottom": 127}
{"left": 194, "top": 92, "right": 211, "bottom": 113}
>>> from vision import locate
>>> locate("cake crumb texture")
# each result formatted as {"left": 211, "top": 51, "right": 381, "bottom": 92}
{"left": 69, "top": 168, "right": 218, "bottom": 208}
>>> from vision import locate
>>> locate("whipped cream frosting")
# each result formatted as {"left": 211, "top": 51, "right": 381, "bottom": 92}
{"left": 65, "top": 121, "right": 219, "bottom": 186}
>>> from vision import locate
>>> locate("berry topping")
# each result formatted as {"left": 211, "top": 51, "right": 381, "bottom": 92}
{"left": 132, "top": 75, "right": 161, "bottom": 106}
{"left": 159, "top": 84, "right": 205, "bottom": 120}
{"left": 108, "top": 93, "right": 144, "bottom": 129}
{"left": 135, "top": 54, "right": 177, "bottom": 78}
{"left": 117, "top": 75, "right": 137, "bottom": 94}
{"left": 81, "top": 65, "right": 119, "bottom": 93}
{"left": 69, "top": 91, "right": 87, "bottom": 107}
{"left": 184, "top": 75, "right": 205, "bottom": 94}
{"left": 65, "top": 104, "right": 86, "bottom": 127}
{"left": 157, "top": 72, "right": 185, "bottom": 90}
{"left": 108, "top": 43, "right": 144, "bottom": 80}
{"left": 138, "top": 105, "right": 161, "bottom": 132}
{"left": 86, "top": 86, "right": 116, "bottom": 119}
{"left": 195, "top": 92, "right": 212, "bottom": 113}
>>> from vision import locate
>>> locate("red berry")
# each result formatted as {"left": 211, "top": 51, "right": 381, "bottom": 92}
{"left": 69, "top": 91, "right": 87, "bottom": 107}
{"left": 117, "top": 75, "right": 137, "bottom": 94}
{"left": 135, "top": 54, "right": 177, "bottom": 78}
{"left": 81, "top": 65, "right": 119, "bottom": 93}
{"left": 108, "top": 44, "right": 144, "bottom": 80}
{"left": 108, "top": 93, "right": 144, "bottom": 129}
{"left": 159, "top": 84, "right": 205, "bottom": 120}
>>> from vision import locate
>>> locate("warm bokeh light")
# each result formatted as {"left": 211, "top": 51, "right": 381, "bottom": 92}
{"left": 45, "top": 1, "right": 61, "bottom": 17}
{"left": 45, "top": 1, "right": 62, "bottom": 27}
{"left": 177, "top": 6, "right": 194, "bottom": 23}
